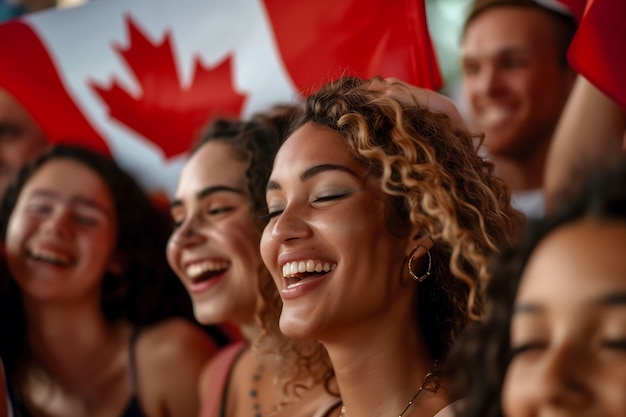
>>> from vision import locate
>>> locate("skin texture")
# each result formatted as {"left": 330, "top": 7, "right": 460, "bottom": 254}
{"left": 461, "top": 7, "right": 574, "bottom": 190}
{"left": 3, "top": 155, "right": 215, "bottom": 417}
{"left": 0, "top": 88, "right": 49, "bottom": 198}
{"left": 261, "top": 122, "right": 450, "bottom": 417}
{"left": 544, "top": 76, "right": 626, "bottom": 212}
{"left": 502, "top": 219, "right": 626, "bottom": 417}
{"left": 5, "top": 159, "right": 119, "bottom": 303}
{"left": 262, "top": 123, "right": 419, "bottom": 341}
{"left": 167, "top": 141, "right": 260, "bottom": 336}
{"left": 167, "top": 125, "right": 334, "bottom": 417}
{"left": 258, "top": 76, "right": 523, "bottom": 417}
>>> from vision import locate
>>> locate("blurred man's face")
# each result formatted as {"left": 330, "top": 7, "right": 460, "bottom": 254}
{"left": 461, "top": 7, "right": 574, "bottom": 160}
{"left": 0, "top": 88, "right": 49, "bottom": 197}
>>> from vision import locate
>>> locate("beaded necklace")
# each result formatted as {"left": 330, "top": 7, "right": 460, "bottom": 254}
{"left": 250, "top": 363, "right": 264, "bottom": 417}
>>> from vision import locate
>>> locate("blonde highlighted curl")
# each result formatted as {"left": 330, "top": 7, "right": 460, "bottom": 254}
{"left": 258, "top": 76, "right": 523, "bottom": 401}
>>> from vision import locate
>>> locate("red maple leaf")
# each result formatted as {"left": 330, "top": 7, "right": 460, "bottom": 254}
{"left": 90, "top": 15, "right": 246, "bottom": 159}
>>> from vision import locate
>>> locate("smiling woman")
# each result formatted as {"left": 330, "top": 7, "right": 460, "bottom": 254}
{"left": 0, "top": 144, "right": 217, "bottom": 417}
{"left": 259, "top": 76, "right": 523, "bottom": 417}
{"left": 452, "top": 157, "right": 626, "bottom": 417}
{"left": 165, "top": 106, "right": 335, "bottom": 417}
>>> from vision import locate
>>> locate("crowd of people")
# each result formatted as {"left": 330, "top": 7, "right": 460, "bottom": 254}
{"left": 2, "top": 0, "right": 625, "bottom": 417}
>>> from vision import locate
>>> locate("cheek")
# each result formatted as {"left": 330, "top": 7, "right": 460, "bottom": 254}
{"left": 4, "top": 213, "right": 30, "bottom": 257}
{"left": 259, "top": 230, "right": 275, "bottom": 271}
{"left": 501, "top": 366, "right": 523, "bottom": 417}
{"left": 220, "top": 223, "right": 262, "bottom": 270}
{"left": 165, "top": 239, "right": 180, "bottom": 273}
{"left": 85, "top": 231, "right": 118, "bottom": 263}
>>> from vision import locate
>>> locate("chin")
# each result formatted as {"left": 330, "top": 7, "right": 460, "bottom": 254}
{"left": 279, "top": 314, "right": 319, "bottom": 340}
{"left": 193, "top": 304, "right": 226, "bottom": 326}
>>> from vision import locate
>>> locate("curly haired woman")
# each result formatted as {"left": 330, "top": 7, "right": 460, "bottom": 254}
{"left": 259, "top": 76, "right": 523, "bottom": 417}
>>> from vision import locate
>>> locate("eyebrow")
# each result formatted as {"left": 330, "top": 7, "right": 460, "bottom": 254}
{"left": 462, "top": 46, "right": 528, "bottom": 61}
{"left": 266, "top": 164, "right": 359, "bottom": 191}
{"left": 28, "top": 190, "right": 113, "bottom": 217}
{"left": 170, "top": 185, "right": 245, "bottom": 209}
{"left": 513, "top": 291, "right": 626, "bottom": 317}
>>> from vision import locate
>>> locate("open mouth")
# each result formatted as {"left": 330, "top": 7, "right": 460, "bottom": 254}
{"left": 185, "top": 260, "right": 230, "bottom": 285}
{"left": 282, "top": 260, "right": 336, "bottom": 288}
{"left": 27, "top": 248, "right": 73, "bottom": 267}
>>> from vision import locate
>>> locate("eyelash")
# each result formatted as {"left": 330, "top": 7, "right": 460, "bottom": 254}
{"left": 603, "top": 339, "right": 626, "bottom": 350}
{"left": 263, "top": 209, "right": 283, "bottom": 221}
{"left": 508, "top": 342, "right": 544, "bottom": 359}
{"left": 314, "top": 192, "right": 349, "bottom": 203}
{"left": 264, "top": 190, "right": 355, "bottom": 221}
{"left": 208, "top": 207, "right": 233, "bottom": 216}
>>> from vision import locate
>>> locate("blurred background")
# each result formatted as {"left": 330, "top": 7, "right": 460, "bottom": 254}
{"left": 0, "top": 0, "right": 474, "bottom": 104}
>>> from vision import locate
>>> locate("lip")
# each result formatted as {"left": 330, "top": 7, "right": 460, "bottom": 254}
{"left": 280, "top": 269, "right": 332, "bottom": 300}
{"left": 477, "top": 104, "right": 515, "bottom": 130}
{"left": 188, "top": 269, "right": 227, "bottom": 296}
{"left": 26, "top": 243, "right": 75, "bottom": 267}
{"left": 276, "top": 250, "right": 336, "bottom": 300}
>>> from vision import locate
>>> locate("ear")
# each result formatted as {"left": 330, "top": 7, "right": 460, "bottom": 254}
{"left": 404, "top": 235, "right": 434, "bottom": 259}
{"left": 107, "top": 253, "right": 125, "bottom": 276}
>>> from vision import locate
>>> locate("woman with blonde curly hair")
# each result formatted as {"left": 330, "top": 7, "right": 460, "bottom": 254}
{"left": 259, "top": 76, "right": 523, "bottom": 417}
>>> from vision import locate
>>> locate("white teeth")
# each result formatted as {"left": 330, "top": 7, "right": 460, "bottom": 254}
{"left": 29, "top": 248, "right": 71, "bottom": 265}
{"left": 185, "top": 260, "right": 229, "bottom": 279}
{"left": 282, "top": 260, "right": 337, "bottom": 278}
{"left": 482, "top": 107, "right": 511, "bottom": 126}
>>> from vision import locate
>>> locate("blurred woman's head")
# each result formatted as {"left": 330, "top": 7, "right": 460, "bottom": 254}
{"left": 454, "top": 158, "right": 626, "bottom": 417}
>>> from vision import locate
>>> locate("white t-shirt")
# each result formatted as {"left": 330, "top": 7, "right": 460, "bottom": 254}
{"left": 511, "top": 188, "right": 545, "bottom": 219}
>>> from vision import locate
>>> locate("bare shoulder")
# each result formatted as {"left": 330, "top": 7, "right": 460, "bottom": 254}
{"left": 135, "top": 318, "right": 219, "bottom": 417}
{"left": 138, "top": 317, "right": 219, "bottom": 366}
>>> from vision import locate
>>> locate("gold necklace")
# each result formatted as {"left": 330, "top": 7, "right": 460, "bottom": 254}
{"left": 339, "top": 360, "right": 438, "bottom": 417}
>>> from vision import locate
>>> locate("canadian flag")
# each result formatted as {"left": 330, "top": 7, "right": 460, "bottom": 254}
{"left": 538, "top": 1, "right": 625, "bottom": 110}
{"left": 0, "top": 0, "right": 442, "bottom": 199}
{"left": 566, "top": 0, "right": 626, "bottom": 109}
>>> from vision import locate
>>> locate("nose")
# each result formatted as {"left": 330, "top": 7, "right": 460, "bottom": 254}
{"left": 530, "top": 343, "right": 590, "bottom": 409}
{"left": 169, "top": 215, "right": 205, "bottom": 247}
{"left": 473, "top": 65, "right": 504, "bottom": 98}
{"left": 41, "top": 208, "right": 73, "bottom": 239}
{"left": 268, "top": 204, "right": 311, "bottom": 243}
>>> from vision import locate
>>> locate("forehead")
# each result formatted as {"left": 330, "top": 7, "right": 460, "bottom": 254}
{"left": 273, "top": 123, "right": 362, "bottom": 174}
{"left": 20, "top": 158, "right": 114, "bottom": 207}
{"left": 176, "top": 141, "right": 248, "bottom": 196}
{"left": 516, "top": 220, "right": 626, "bottom": 305}
{"left": 462, "top": 7, "right": 558, "bottom": 57}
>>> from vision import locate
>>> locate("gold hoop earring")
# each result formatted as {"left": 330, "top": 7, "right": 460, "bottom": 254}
{"left": 407, "top": 246, "right": 431, "bottom": 282}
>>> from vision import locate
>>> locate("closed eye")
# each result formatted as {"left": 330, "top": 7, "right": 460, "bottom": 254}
{"left": 313, "top": 188, "right": 360, "bottom": 203}
{"left": 27, "top": 203, "right": 53, "bottom": 215}
{"left": 73, "top": 214, "right": 100, "bottom": 226}
{"left": 208, "top": 207, "right": 234, "bottom": 216}
{"left": 509, "top": 342, "right": 545, "bottom": 360}
{"left": 314, "top": 194, "right": 344, "bottom": 203}
{"left": 263, "top": 209, "right": 284, "bottom": 221}
{"left": 603, "top": 339, "right": 626, "bottom": 350}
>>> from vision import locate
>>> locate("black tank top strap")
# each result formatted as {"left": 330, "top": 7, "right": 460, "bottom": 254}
{"left": 119, "top": 326, "right": 146, "bottom": 417}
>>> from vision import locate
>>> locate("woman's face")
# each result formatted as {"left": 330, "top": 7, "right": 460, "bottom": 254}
{"left": 5, "top": 158, "right": 118, "bottom": 302}
{"left": 167, "top": 141, "right": 261, "bottom": 326}
{"left": 502, "top": 219, "right": 626, "bottom": 417}
{"left": 261, "top": 122, "right": 415, "bottom": 341}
